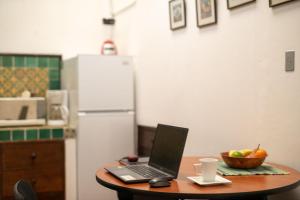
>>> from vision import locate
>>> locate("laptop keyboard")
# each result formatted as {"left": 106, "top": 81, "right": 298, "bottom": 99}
{"left": 126, "top": 165, "right": 168, "bottom": 178}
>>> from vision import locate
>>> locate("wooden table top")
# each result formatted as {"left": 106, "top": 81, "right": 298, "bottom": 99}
{"left": 96, "top": 157, "right": 300, "bottom": 199}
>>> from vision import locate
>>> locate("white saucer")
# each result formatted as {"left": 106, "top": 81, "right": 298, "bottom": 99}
{"left": 187, "top": 175, "right": 232, "bottom": 186}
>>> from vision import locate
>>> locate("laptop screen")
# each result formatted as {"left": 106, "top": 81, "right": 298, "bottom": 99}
{"left": 148, "top": 124, "right": 188, "bottom": 178}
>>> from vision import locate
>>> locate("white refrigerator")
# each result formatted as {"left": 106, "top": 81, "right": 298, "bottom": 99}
{"left": 62, "top": 55, "right": 135, "bottom": 200}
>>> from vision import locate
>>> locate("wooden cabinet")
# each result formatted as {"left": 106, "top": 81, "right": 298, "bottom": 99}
{"left": 0, "top": 140, "right": 65, "bottom": 200}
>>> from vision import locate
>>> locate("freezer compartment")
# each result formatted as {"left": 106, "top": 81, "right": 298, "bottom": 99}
{"left": 76, "top": 111, "right": 135, "bottom": 200}
{"left": 63, "top": 55, "right": 134, "bottom": 112}
{"left": 77, "top": 56, "right": 134, "bottom": 111}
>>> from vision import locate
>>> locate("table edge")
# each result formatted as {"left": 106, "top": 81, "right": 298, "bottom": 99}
{"left": 96, "top": 173, "right": 300, "bottom": 199}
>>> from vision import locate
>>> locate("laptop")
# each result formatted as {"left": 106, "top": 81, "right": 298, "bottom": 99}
{"left": 105, "top": 124, "right": 188, "bottom": 183}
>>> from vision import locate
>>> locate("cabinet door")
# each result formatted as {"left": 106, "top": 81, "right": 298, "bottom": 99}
{"left": 2, "top": 168, "right": 64, "bottom": 196}
{"left": 0, "top": 140, "right": 65, "bottom": 200}
{"left": 2, "top": 141, "right": 64, "bottom": 171}
{"left": 2, "top": 170, "right": 34, "bottom": 197}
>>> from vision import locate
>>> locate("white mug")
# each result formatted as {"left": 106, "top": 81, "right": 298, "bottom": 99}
{"left": 193, "top": 158, "right": 218, "bottom": 182}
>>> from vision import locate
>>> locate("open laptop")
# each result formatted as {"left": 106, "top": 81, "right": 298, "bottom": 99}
{"left": 105, "top": 124, "right": 188, "bottom": 183}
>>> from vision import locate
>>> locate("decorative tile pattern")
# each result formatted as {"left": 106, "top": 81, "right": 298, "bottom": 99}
{"left": 0, "top": 67, "right": 48, "bottom": 97}
{"left": 0, "top": 54, "right": 61, "bottom": 97}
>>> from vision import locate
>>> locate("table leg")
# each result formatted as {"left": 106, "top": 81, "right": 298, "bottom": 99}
{"left": 117, "top": 191, "right": 134, "bottom": 200}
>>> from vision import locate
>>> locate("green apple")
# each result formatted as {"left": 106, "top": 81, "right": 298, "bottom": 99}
{"left": 229, "top": 150, "right": 243, "bottom": 158}
{"left": 229, "top": 150, "right": 236, "bottom": 157}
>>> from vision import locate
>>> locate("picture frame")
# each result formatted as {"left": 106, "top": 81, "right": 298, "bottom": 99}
{"left": 227, "top": 0, "right": 256, "bottom": 9}
{"left": 169, "top": 0, "right": 186, "bottom": 30}
{"left": 269, "top": 0, "right": 296, "bottom": 7}
{"left": 196, "top": 0, "right": 217, "bottom": 28}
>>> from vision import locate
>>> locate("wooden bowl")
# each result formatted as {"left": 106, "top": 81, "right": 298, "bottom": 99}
{"left": 221, "top": 152, "right": 266, "bottom": 169}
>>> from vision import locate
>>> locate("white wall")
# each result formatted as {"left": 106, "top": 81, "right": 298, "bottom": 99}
{"left": 114, "top": 0, "right": 300, "bottom": 199}
{"left": 0, "top": 0, "right": 112, "bottom": 58}
{"left": 0, "top": 0, "right": 112, "bottom": 200}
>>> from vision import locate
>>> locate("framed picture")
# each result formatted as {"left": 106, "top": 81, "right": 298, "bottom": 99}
{"left": 196, "top": 0, "right": 217, "bottom": 28}
{"left": 169, "top": 0, "right": 186, "bottom": 30}
{"left": 227, "top": 0, "right": 256, "bottom": 9}
{"left": 269, "top": 0, "right": 296, "bottom": 7}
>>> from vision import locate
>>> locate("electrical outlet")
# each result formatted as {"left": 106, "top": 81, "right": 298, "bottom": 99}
{"left": 285, "top": 51, "right": 295, "bottom": 72}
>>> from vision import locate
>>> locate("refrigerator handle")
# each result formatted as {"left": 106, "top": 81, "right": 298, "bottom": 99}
{"left": 78, "top": 111, "right": 134, "bottom": 115}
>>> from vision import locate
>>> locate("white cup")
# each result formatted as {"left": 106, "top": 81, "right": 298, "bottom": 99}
{"left": 193, "top": 158, "right": 218, "bottom": 182}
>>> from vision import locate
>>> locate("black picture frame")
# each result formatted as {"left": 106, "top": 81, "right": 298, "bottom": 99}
{"left": 227, "top": 0, "right": 256, "bottom": 9}
{"left": 169, "top": 0, "right": 186, "bottom": 30}
{"left": 269, "top": 0, "right": 296, "bottom": 7}
{"left": 196, "top": 0, "right": 217, "bottom": 28}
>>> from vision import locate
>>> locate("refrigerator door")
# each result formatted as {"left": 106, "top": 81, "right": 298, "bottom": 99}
{"left": 77, "top": 55, "right": 134, "bottom": 112}
{"left": 77, "top": 111, "right": 135, "bottom": 200}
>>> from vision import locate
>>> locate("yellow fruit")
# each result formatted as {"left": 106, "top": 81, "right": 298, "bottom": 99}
{"left": 240, "top": 149, "right": 253, "bottom": 157}
{"left": 229, "top": 150, "right": 236, "bottom": 157}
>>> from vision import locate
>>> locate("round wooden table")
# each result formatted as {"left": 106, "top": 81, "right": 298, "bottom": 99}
{"left": 96, "top": 157, "right": 300, "bottom": 200}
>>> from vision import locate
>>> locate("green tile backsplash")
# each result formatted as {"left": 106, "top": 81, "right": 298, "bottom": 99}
{"left": 26, "top": 56, "right": 37, "bottom": 67}
{"left": 0, "top": 128, "right": 64, "bottom": 141}
{"left": 27, "top": 129, "right": 38, "bottom": 140}
{"left": 0, "top": 54, "right": 61, "bottom": 97}
{"left": 0, "top": 54, "right": 63, "bottom": 141}
{"left": 38, "top": 57, "right": 48, "bottom": 67}
{"left": 0, "top": 130, "right": 10, "bottom": 141}
{"left": 15, "top": 56, "right": 25, "bottom": 67}
{"left": 49, "top": 80, "right": 60, "bottom": 90}
{"left": 53, "top": 129, "right": 64, "bottom": 139}
{"left": 49, "top": 69, "right": 59, "bottom": 80}
{"left": 49, "top": 57, "right": 60, "bottom": 68}
{"left": 40, "top": 129, "right": 51, "bottom": 139}
{"left": 3, "top": 56, "right": 13, "bottom": 67}
{"left": 12, "top": 130, "right": 24, "bottom": 141}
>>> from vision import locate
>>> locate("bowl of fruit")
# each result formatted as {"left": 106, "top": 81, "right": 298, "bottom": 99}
{"left": 221, "top": 145, "right": 268, "bottom": 169}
